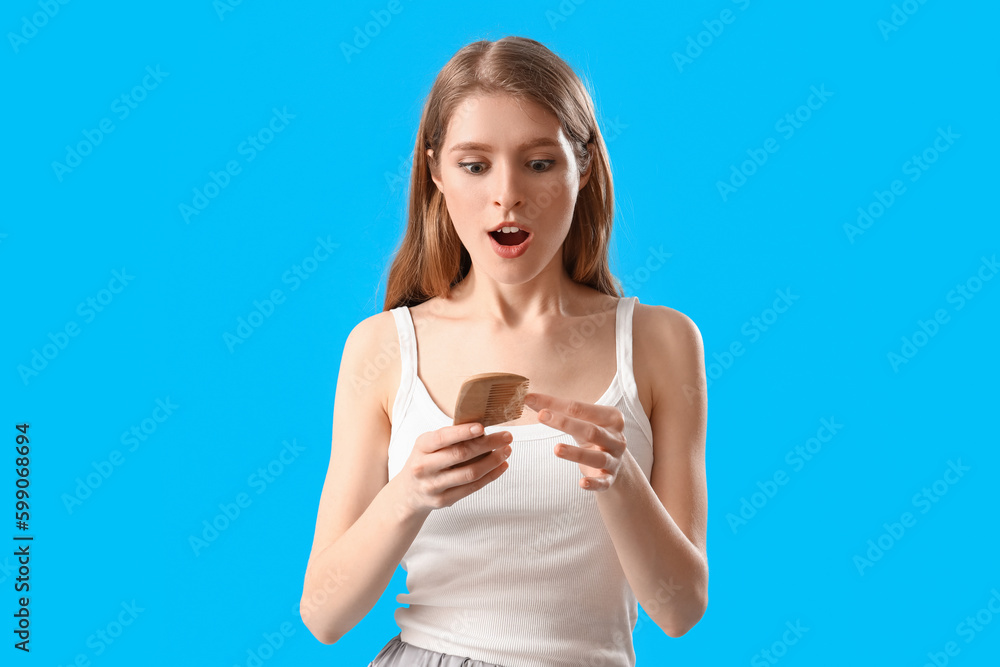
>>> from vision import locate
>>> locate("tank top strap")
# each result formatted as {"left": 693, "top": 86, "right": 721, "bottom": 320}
{"left": 614, "top": 296, "right": 639, "bottom": 399}
{"left": 389, "top": 306, "right": 418, "bottom": 418}
{"left": 615, "top": 296, "right": 653, "bottom": 447}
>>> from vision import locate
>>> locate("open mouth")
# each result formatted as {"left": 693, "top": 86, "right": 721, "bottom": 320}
{"left": 489, "top": 229, "right": 530, "bottom": 246}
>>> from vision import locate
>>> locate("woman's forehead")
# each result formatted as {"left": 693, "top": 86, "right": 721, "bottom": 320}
{"left": 444, "top": 94, "right": 568, "bottom": 151}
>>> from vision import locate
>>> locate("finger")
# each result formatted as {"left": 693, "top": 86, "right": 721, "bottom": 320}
{"left": 437, "top": 446, "right": 511, "bottom": 491}
{"left": 442, "top": 444, "right": 498, "bottom": 469}
{"left": 525, "top": 392, "right": 624, "bottom": 431}
{"left": 536, "top": 407, "right": 614, "bottom": 450}
{"left": 581, "top": 475, "right": 612, "bottom": 491}
{"left": 421, "top": 422, "right": 485, "bottom": 453}
{"left": 435, "top": 459, "right": 510, "bottom": 509}
{"left": 554, "top": 443, "right": 613, "bottom": 471}
{"left": 433, "top": 431, "right": 511, "bottom": 471}
{"left": 445, "top": 450, "right": 490, "bottom": 469}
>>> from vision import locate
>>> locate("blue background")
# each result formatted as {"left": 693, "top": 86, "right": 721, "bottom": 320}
{"left": 2, "top": 0, "right": 998, "bottom": 665}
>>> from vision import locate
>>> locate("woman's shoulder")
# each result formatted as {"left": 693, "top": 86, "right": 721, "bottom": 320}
{"left": 634, "top": 299, "right": 703, "bottom": 365}
{"left": 633, "top": 300, "right": 700, "bottom": 334}
{"left": 632, "top": 300, "right": 705, "bottom": 407}
{"left": 348, "top": 309, "right": 399, "bottom": 343}
{"left": 339, "top": 310, "right": 404, "bottom": 410}
{"left": 633, "top": 301, "right": 703, "bottom": 356}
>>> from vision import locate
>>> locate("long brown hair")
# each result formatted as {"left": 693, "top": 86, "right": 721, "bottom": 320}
{"left": 382, "top": 36, "right": 622, "bottom": 311}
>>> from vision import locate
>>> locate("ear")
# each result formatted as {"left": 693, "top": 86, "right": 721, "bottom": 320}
{"left": 426, "top": 148, "right": 443, "bottom": 192}
{"left": 578, "top": 142, "right": 595, "bottom": 191}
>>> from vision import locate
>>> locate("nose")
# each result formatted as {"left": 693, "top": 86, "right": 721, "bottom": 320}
{"left": 492, "top": 161, "right": 524, "bottom": 214}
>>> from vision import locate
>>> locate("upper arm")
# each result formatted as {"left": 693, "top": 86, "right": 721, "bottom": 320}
{"left": 302, "top": 312, "right": 395, "bottom": 580}
{"left": 636, "top": 304, "right": 708, "bottom": 563}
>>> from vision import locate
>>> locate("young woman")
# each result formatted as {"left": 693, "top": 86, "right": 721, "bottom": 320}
{"left": 300, "top": 36, "right": 709, "bottom": 667}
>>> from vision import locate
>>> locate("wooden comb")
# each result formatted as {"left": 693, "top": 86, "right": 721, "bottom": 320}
{"left": 452, "top": 372, "right": 531, "bottom": 427}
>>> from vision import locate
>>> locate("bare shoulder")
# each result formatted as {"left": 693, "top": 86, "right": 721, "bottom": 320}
{"left": 303, "top": 310, "right": 400, "bottom": 583}
{"left": 339, "top": 309, "right": 401, "bottom": 419}
{"left": 632, "top": 303, "right": 706, "bottom": 412}
{"left": 634, "top": 303, "right": 704, "bottom": 349}
{"left": 633, "top": 302, "right": 709, "bottom": 568}
{"left": 346, "top": 308, "right": 398, "bottom": 345}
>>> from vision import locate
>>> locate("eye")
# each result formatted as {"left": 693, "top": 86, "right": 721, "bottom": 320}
{"left": 457, "top": 161, "right": 486, "bottom": 175}
{"left": 457, "top": 160, "right": 556, "bottom": 175}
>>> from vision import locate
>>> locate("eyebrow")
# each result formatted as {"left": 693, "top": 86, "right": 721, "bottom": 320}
{"left": 447, "top": 137, "right": 561, "bottom": 153}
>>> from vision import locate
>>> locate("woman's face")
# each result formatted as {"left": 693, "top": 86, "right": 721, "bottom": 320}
{"left": 427, "top": 93, "right": 592, "bottom": 282}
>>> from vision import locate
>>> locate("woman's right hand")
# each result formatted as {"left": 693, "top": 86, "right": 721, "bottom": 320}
{"left": 399, "top": 423, "right": 513, "bottom": 513}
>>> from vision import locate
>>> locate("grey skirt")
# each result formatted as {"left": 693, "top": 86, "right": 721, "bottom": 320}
{"left": 368, "top": 634, "right": 506, "bottom": 667}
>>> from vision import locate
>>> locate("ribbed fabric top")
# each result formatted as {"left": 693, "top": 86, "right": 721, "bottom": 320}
{"left": 387, "top": 296, "right": 654, "bottom": 667}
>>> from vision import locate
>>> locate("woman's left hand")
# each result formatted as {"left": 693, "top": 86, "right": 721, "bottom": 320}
{"left": 523, "top": 392, "right": 627, "bottom": 492}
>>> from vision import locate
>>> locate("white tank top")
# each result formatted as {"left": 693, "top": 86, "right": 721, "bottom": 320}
{"left": 387, "top": 295, "right": 654, "bottom": 667}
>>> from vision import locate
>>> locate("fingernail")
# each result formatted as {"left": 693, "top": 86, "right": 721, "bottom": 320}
{"left": 503, "top": 431, "right": 513, "bottom": 443}
{"left": 471, "top": 424, "right": 483, "bottom": 435}
{"left": 503, "top": 445, "right": 512, "bottom": 456}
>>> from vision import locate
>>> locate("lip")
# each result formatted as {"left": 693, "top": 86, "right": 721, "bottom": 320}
{"left": 488, "top": 228, "right": 533, "bottom": 259}
{"left": 487, "top": 221, "right": 531, "bottom": 233}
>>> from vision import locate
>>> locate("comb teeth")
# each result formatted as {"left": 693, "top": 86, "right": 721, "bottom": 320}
{"left": 452, "top": 372, "right": 531, "bottom": 427}
{"left": 484, "top": 380, "right": 530, "bottom": 423}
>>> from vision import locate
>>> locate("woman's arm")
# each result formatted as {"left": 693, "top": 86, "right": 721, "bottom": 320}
{"left": 526, "top": 304, "right": 709, "bottom": 637}
{"left": 595, "top": 304, "right": 709, "bottom": 637}
{"left": 300, "top": 314, "right": 432, "bottom": 644}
